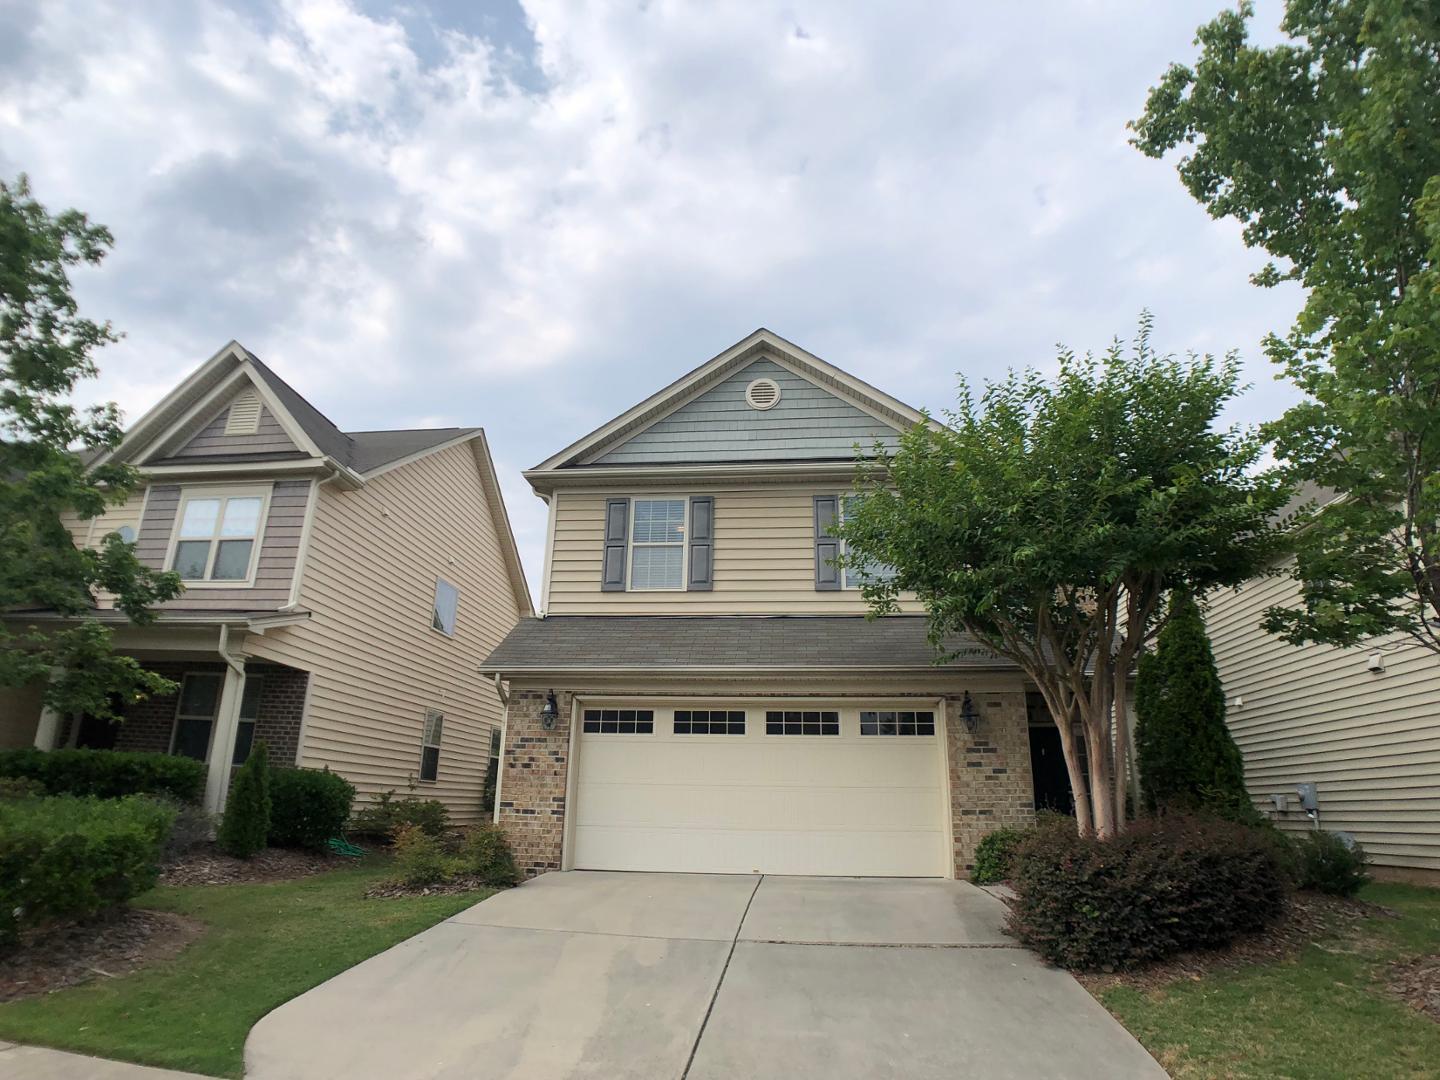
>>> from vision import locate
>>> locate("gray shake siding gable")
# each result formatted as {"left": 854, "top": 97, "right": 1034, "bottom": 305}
{"left": 591, "top": 358, "right": 899, "bottom": 465}
{"left": 136, "top": 480, "right": 311, "bottom": 611}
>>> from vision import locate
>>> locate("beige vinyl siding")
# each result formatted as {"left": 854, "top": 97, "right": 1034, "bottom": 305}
{"left": 547, "top": 485, "right": 923, "bottom": 615}
{"left": 136, "top": 481, "right": 309, "bottom": 612}
{"left": 1206, "top": 567, "right": 1440, "bottom": 874}
{"left": 245, "top": 442, "right": 520, "bottom": 823}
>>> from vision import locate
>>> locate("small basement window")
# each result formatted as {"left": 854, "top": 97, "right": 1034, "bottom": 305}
{"left": 674, "top": 710, "right": 745, "bottom": 735}
{"left": 765, "top": 710, "right": 839, "bottom": 736}
{"left": 582, "top": 709, "right": 654, "bottom": 734}
{"left": 859, "top": 710, "right": 935, "bottom": 736}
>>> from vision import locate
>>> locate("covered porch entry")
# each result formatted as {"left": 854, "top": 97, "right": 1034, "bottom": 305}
{"left": 21, "top": 613, "right": 310, "bottom": 814}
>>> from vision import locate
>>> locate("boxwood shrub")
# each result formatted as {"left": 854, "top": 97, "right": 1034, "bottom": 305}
{"left": 0, "top": 748, "right": 205, "bottom": 804}
{"left": 268, "top": 767, "right": 356, "bottom": 850}
{"left": 350, "top": 790, "right": 449, "bottom": 840}
{"left": 971, "top": 827, "right": 1028, "bottom": 884}
{"left": 1006, "top": 814, "right": 1287, "bottom": 971}
{"left": 0, "top": 795, "right": 176, "bottom": 948}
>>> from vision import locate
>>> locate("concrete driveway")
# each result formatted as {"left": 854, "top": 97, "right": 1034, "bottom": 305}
{"left": 246, "top": 872, "right": 1165, "bottom": 1080}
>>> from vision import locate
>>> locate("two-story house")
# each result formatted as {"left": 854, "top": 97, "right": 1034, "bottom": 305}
{"left": 1, "top": 341, "right": 531, "bottom": 820}
{"left": 480, "top": 329, "right": 1045, "bottom": 879}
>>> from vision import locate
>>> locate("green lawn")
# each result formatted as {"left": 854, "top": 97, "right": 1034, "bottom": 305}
{"left": 1099, "top": 883, "right": 1440, "bottom": 1080}
{"left": 0, "top": 857, "right": 491, "bottom": 1078}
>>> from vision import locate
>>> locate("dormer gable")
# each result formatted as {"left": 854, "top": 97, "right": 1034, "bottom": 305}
{"left": 145, "top": 382, "right": 303, "bottom": 465}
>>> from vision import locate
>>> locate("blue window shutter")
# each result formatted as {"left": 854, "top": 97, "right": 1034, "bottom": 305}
{"left": 602, "top": 498, "right": 629, "bottom": 591}
{"left": 688, "top": 496, "right": 714, "bottom": 591}
{"left": 814, "top": 495, "right": 840, "bottom": 591}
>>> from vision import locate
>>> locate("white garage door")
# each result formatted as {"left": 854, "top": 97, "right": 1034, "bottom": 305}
{"left": 571, "top": 702, "right": 949, "bottom": 877}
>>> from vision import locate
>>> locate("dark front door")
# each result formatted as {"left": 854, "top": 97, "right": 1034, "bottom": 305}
{"left": 1028, "top": 724, "right": 1073, "bottom": 815}
{"left": 75, "top": 711, "right": 121, "bottom": 750}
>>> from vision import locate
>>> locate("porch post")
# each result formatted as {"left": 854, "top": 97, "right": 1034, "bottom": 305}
{"left": 33, "top": 704, "right": 65, "bottom": 750}
{"left": 203, "top": 664, "right": 246, "bottom": 816}
{"left": 32, "top": 668, "right": 66, "bottom": 750}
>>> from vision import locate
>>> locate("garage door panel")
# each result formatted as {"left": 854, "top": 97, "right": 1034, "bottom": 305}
{"left": 572, "top": 702, "right": 949, "bottom": 877}
{"left": 577, "top": 781, "right": 941, "bottom": 831}
{"left": 573, "top": 826, "right": 946, "bottom": 877}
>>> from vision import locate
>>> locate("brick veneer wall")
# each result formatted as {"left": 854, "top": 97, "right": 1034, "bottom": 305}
{"left": 108, "top": 660, "right": 307, "bottom": 766}
{"left": 946, "top": 690, "right": 1036, "bottom": 877}
{"left": 497, "top": 689, "right": 572, "bottom": 876}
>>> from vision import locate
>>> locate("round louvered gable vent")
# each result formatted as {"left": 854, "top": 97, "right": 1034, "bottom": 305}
{"left": 745, "top": 377, "right": 781, "bottom": 411}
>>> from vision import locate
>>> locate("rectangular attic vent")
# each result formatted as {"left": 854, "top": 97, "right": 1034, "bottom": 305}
{"left": 224, "top": 390, "right": 262, "bottom": 435}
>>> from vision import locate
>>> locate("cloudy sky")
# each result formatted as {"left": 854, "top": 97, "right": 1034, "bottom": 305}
{"left": 1, "top": 0, "right": 1304, "bottom": 587}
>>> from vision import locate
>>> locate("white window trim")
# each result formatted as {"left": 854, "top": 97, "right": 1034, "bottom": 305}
{"left": 418, "top": 710, "right": 444, "bottom": 784}
{"left": 168, "top": 670, "right": 225, "bottom": 758}
{"left": 626, "top": 494, "right": 690, "bottom": 592}
{"left": 164, "top": 483, "right": 273, "bottom": 589}
{"left": 431, "top": 577, "right": 460, "bottom": 637}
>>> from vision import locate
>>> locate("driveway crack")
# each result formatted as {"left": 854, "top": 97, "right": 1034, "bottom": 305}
{"left": 680, "top": 873, "right": 763, "bottom": 1079}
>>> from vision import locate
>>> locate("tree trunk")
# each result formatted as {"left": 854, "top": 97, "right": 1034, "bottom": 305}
{"left": 1035, "top": 682, "right": 1093, "bottom": 834}
{"left": 1112, "top": 670, "right": 1132, "bottom": 828}
{"left": 1085, "top": 721, "right": 1116, "bottom": 837}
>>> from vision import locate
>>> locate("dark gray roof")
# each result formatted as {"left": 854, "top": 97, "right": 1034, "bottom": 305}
{"left": 479, "top": 615, "right": 1014, "bottom": 673}
{"left": 248, "top": 355, "right": 354, "bottom": 463}
{"left": 347, "top": 428, "right": 477, "bottom": 473}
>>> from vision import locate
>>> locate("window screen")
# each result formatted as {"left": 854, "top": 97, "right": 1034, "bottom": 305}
{"left": 581, "top": 709, "right": 655, "bottom": 734}
{"left": 674, "top": 710, "right": 745, "bottom": 735}
{"left": 765, "top": 710, "right": 839, "bottom": 736}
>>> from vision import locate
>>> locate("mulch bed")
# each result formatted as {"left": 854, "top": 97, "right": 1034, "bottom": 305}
{"left": 1076, "top": 892, "right": 1395, "bottom": 994}
{"left": 158, "top": 844, "right": 341, "bottom": 887}
{"left": 364, "top": 876, "right": 495, "bottom": 899}
{"left": 1384, "top": 954, "right": 1440, "bottom": 1023}
{"left": 0, "top": 909, "right": 205, "bottom": 1003}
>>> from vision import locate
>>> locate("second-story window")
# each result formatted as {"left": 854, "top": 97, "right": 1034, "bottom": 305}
{"left": 630, "top": 498, "right": 686, "bottom": 590}
{"left": 432, "top": 578, "right": 460, "bottom": 636}
{"left": 841, "top": 495, "right": 899, "bottom": 590}
{"left": 170, "top": 489, "right": 266, "bottom": 582}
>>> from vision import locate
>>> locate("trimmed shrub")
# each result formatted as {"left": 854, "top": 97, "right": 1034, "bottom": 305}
{"left": 388, "top": 824, "right": 452, "bottom": 887}
{"left": 217, "top": 741, "right": 270, "bottom": 859}
{"left": 268, "top": 767, "right": 356, "bottom": 850}
{"left": 0, "top": 748, "right": 205, "bottom": 804}
{"left": 1007, "top": 814, "right": 1287, "bottom": 971}
{"left": 1135, "top": 591, "right": 1252, "bottom": 818}
{"left": 350, "top": 790, "right": 449, "bottom": 840}
{"left": 162, "top": 800, "right": 215, "bottom": 860}
{"left": 0, "top": 776, "right": 45, "bottom": 800}
{"left": 0, "top": 795, "right": 176, "bottom": 948}
{"left": 972, "top": 827, "right": 1028, "bottom": 884}
{"left": 459, "top": 824, "right": 521, "bottom": 888}
{"left": 1296, "top": 830, "right": 1370, "bottom": 897}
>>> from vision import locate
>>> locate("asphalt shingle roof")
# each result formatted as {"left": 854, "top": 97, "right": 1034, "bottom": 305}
{"left": 479, "top": 615, "right": 1014, "bottom": 673}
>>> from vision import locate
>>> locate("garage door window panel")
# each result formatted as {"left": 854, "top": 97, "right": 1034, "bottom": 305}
{"left": 674, "top": 710, "right": 745, "bottom": 735}
{"left": 765, "top": 710, "right": 839, "bottom": 736}
{"left": 582, "top": 709, "right": 654, "bottom": 734}
{"left": 860, "top": 710, "right": 935, "bottom": 736}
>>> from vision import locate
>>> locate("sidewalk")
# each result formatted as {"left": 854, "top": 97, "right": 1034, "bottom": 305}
{"left": 0, "top": 1042, "right": 209, "bottom": 1079}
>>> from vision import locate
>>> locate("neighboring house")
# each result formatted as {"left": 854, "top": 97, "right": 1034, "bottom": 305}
{"left": 1206, "top": 562, "right": 1440, "bottom": 884}
{"left": 480, "top": 329, "right": 1058, "bottom": 880}
{"left": 0, "top": 342, "right": 531, "bottom": 819}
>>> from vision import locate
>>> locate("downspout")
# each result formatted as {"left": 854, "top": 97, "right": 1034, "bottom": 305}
{"left": 218, "top": 624, "right": 246, "bottom": 677}
{"left": 489, "top": 673, "right": 509, "bottom": 825}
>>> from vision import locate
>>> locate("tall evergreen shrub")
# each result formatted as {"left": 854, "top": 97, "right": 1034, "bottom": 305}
{"left": 1135, "top": 591, "right": 1251, "bottom": 817}
{"left": 218, "top": 740, "right": 271, "bottom": 858}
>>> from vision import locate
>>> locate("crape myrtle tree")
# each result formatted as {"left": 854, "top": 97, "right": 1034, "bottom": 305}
{"left": 0, "top": 175, "right": 181, "bottom": 718}
{"left": 837, "top": 318, "right": 1289, "bottom": 837}
{"left": 1133, "top": 0, "right": 1440, "bottom": 657}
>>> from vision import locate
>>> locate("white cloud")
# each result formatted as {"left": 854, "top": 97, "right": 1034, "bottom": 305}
{"left": 0, "top": 0, "right": 1304, "bottom": 588}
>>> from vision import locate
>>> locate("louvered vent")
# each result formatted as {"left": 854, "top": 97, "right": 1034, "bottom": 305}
{"left": 224, "top": 390, "right": 262, "bottom": 435}
{"left": 745, "top": 377, "right": 781, "bottom": 411}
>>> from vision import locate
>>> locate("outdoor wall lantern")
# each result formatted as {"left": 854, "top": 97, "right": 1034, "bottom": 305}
{"left": 960, "top": 691, "right": 980, "bottom": 734}
{"left": 539, "top": 690, "right": 559, "bottom": 731}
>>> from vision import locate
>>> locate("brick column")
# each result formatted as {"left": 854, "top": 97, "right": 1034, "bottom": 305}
{"left": 947, "top": 691, "right": 1036, "bottom": 879}
{"left": 497, "top": 689, "right": 573, "bottom": 877}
